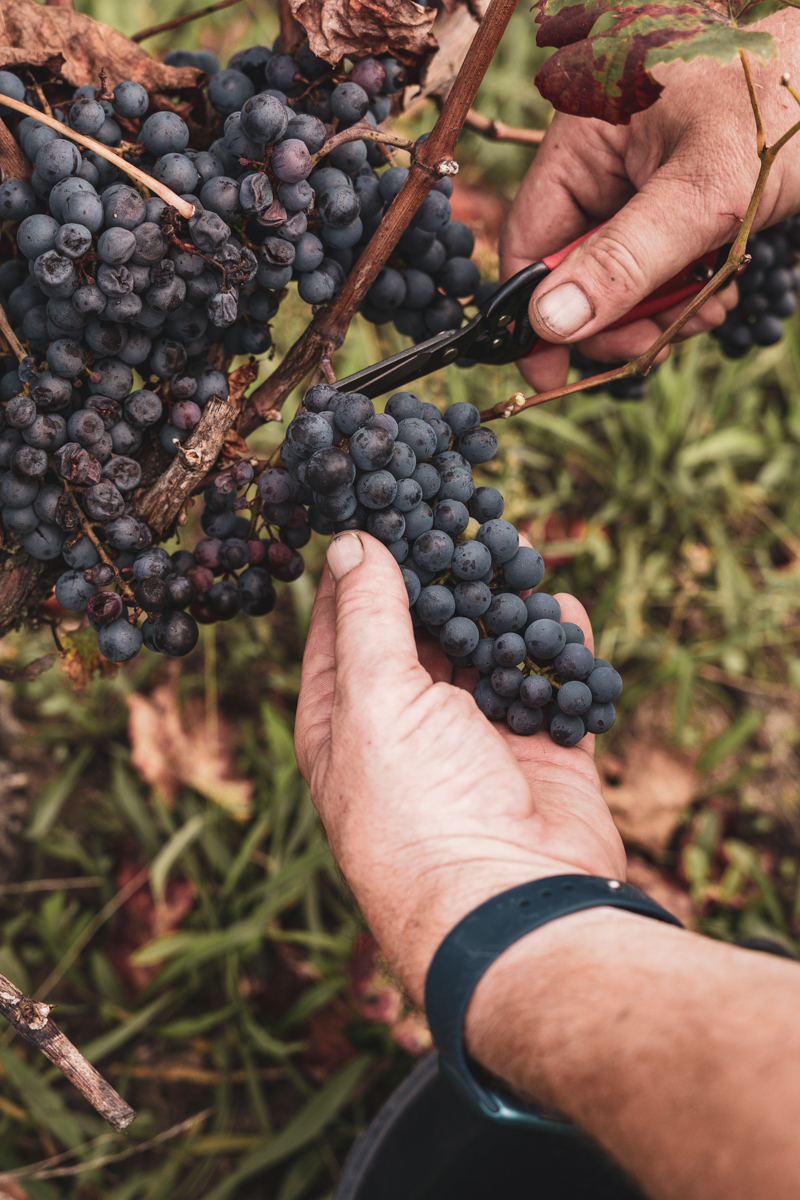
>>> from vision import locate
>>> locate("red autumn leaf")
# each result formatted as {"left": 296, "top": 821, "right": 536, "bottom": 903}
{"left": 534, "top": 0, "right": 777, "bottom": 124}
{"left": 289, "top": 0, "right": 437, "bottom": 68}
{"left": 107, "top": 862, "right": 197, "bottom": 994}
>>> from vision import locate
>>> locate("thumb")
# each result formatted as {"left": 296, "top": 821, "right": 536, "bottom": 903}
{"left": 326, "top": 531, "right": 428, "bottom": 707}
{"left": 527, "top": 165, "right": 737, "bottom": 345}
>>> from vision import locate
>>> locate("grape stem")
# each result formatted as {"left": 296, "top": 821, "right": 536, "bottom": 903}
{"left": 131, "top": 0, "right": 245, "bottom": 43}
{"left": 0, "top": 94, "right": 195, "bottom": 219}
{"left": 311, "top": 123, "right": 417, "bottom": 166}
{"left": 61, "top": 481, "right": 135, "bottom": 602}
{"left": 478, "top": 50, "right": 800, "bottom": 422}
{"left": 460, "top": 106, "right": 547, "bottom": 148}
{"left": 0, "top": 297, "right": 26, "bottom": 362}
{"left": 239, "top": 0, "right": 521, "bottom": 436}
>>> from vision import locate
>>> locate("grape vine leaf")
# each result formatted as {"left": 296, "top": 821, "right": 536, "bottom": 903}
{"left": 0, "top": 0, "right": 201, "bottom": 93}
{"left": 288, "top": 0, "right": 437, "bottom": 67}
{"left": 534, "top": 0, "right": 781, "bottom": 124}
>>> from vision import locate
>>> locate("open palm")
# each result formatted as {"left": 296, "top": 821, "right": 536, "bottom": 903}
{"left": 294, "top": 532, "right": 625, "bottom": 1003}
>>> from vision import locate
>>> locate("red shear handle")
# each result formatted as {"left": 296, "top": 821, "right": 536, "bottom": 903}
{"left": 527, "top": 225, "right": 720, "bottom": 355}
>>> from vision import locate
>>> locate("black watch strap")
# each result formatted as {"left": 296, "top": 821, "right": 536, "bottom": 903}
{"left": 424, "top": 874, "right": 684, "bottom": 1128}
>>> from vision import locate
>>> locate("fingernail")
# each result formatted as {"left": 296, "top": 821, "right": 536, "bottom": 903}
{"left": 327, "top": 531, "right": 364, "bottom": 581}
{"left": 535, "top": 282, "right": 594, "bottom": 337}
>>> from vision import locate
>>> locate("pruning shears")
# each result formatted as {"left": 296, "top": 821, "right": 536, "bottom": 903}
{"left": 335, "top": 227, "right": 723, "bottom": 400}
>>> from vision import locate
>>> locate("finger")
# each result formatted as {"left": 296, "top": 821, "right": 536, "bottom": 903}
{"left": 554, "top": 593, "right": 595, "bottom": 656}
{"left": 514, "top": 342, "right": 571, "bottom": 393}
{"left": 499, "top": 115, "right": 633, "bottom": 282}
{"left": 526, "top": 159, "right": 754, "bottom": 347}
{"left": 295, "top": 561, "right": 336, "bottom": 780}
{"left": 326, "top": 531, "right": 430, "bottom": 710}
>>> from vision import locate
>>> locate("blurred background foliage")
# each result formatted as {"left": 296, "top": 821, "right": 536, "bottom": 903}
{"left": 3, "top": 1, "right": 800, "bottom": 1197}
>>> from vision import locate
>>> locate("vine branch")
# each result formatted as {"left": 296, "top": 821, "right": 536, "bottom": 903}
{"left": 0, "top": 96, "right": 195, "bottom": 218}
{"left": 239, "top": 0, "right": 521, "bottom": 436}
{"left": 132, "top": 0, "right": 245, "bottom": 43}
{"left": 462, "top": 107, "right": 546, "bottom": 147}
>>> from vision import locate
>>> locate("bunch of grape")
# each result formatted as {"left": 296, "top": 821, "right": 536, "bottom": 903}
{"left": 276, "top": 385, "right": 622, "bottom": 746}
{"left": 49, "top": 455, "right": 305, "bottom": 661}
{"left": 712, "top": 217, "right": 800, "bottom": 359}
{"left": 0, "top": 37, "right": 487, "bottom": 663}
{"left": 158, "top": 45, "right": 485, "bottom": 339}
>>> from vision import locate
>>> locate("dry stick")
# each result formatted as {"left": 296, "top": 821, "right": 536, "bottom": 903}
{"left": 0, "top": 96, "right": 195, "bottom": 219}
{"left": 0, "top": 298, "right": 25, "bottom": 362}
{"left": 0, "top": 1108, "right": 212, "bottom": 1183}
{"left": 0, "top": 876, "right": 102, "bottom": 896}
{"left": 0, "top": 972, "right": 136, "bottom": 1132}
{"left": 239, "top": 0, "right": 520, "bottom": 436}
{"left": 479, "top": 50, "right": 799, "bottom": 423}
{"left": 132, "top": 0, "right": 245, "bottom": 42}
{"left": 311, "top": 123, "right": 417, "bottom": 166}
{"left": 462, "top": 107, "right": 546, "bottom": 147}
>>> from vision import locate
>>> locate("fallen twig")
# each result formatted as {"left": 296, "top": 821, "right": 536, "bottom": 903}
{"left": 0, "top": 1108, "right": 212, "bottom": 1181}
{"left": 0, "top": 972, "right": 136, "bottom": 1131}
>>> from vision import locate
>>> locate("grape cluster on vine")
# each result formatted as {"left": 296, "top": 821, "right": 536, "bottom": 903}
{"left": 0, "top": 38, "right": 487, "bottom": 662}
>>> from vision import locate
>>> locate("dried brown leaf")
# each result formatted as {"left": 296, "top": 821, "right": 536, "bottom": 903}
{"left": 599, "top": 741, "right": 697, "bottom": 859}
{"left": 0, "top": 0, "right": 202, "bottom": 92}
{"left": 289, "top": 0, "right": 437, "bottom": 66}
{"left": 0, "top": 116, "right": 31, "bottom": 181}
{"left": 127, "top": 679, "right": 253, "bottom": 820}
{"left": 60, "top": 628, "right": 117, "bottom": 689}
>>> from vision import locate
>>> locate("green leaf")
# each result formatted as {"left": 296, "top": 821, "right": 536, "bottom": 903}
{"left": 26, "top": 746, "right": 93, "bottom": 841}
{"left": 78, "top": 993, "right": 174, "bottom": 1063}
{"left": 278, "top": 977, "right": 348, "bottom": 1031}
{"left": 200, "top": 1056, "right": 371, "bottom": 1200}
{"left": 534, "top": 0, "right": 778, "bottom": 124}
{"left": 150, "top": 813, "right": 207, "bottom": 901}
{"left": 0, "top": 1046, "right": 85, "bottom": 1148}
{"left": 696, "top": 708, "right": 764, "bottom": 772}
{"left": 156, "top": 1005, "right": 236, "bottom": 1038}
{"left": 110, "top": 756, "right": 160, "bottom": 856}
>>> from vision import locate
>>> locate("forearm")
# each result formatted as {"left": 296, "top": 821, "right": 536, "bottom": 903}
{"left": 465, "top": 908, "right": 800, "bottom": 1200}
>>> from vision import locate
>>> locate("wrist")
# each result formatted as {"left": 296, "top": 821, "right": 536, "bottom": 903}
{"left": 346, "top": 850, "right": 592, "bottom": 1006}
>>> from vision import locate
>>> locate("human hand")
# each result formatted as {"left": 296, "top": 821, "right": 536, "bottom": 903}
{"left": 294, "top": 531, "right": 625, "bottom": 1005}
{"left": 500, "top": 16, "right": 800, "bottom": 393}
